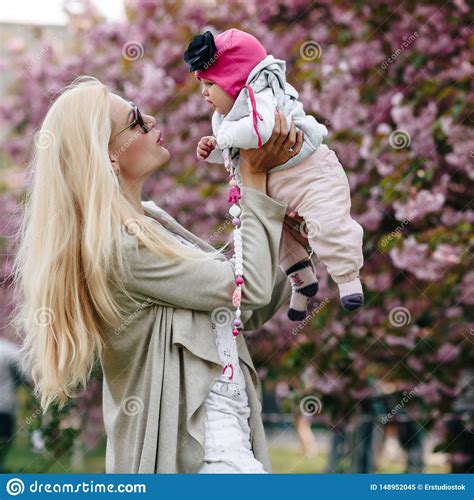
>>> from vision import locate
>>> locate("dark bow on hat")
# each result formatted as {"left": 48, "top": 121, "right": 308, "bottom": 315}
{"left": 183, "top": 30, "right": 217, "bottom": 71}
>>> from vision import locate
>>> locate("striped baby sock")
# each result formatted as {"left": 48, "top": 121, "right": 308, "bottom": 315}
{"left": 286, "top": 259, "right": 319, "bottom": 321}
{"left": 338, "top": 277, "right": 364, "bottom": 311}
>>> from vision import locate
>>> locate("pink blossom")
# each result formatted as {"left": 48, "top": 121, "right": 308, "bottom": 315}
{"left": 393, "top": 189, "right": 445, "bottom": 222}
{"left": 436, "top": 343, "right": 461, "bottom": 363}
{"left": 459, "top": 272, "right": 474, "bottom": 305}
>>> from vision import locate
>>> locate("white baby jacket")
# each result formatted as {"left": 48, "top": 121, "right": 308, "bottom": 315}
{"left": 206, "top": 55, "right": 328, "bottom": 176}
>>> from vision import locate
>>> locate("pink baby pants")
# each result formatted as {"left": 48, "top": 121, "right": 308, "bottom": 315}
{"left": 267, "top": 144, "right": 364, "bottom": 285}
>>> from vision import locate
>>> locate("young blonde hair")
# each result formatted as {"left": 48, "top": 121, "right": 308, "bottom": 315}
{"left": 9, "top": 76, "right": 227, "bottom": 413}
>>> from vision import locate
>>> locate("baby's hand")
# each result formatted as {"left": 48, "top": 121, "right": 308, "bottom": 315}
{"left": 196, "top": 136, "right": 217, "bottom": 160}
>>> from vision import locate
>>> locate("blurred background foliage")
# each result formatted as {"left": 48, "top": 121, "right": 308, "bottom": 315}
{"left": 0, "top": 0, "right": 472, "bottom": 472}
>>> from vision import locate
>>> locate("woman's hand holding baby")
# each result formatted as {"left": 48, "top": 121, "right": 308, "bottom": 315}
{"left": 239, "top": 110, "right": 303, "bottom": 193}
{"left": 195, "top": 111, "right": 303, "bottom": 193}
{"left": 196, "top": 136, "right": 217, "bottom": 160}
{"left": 283, "top": 211, "right": 309, "bottom": 248}
{"left": 240, "top": 110, "right": 303, "bottom": 175}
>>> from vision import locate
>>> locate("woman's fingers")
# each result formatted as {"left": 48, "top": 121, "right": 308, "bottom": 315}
{"left": 283, "top": 213, "right": 309, "bottom": 247}
{"left": 269, "top": 110, "right": 282, "bottom": 145}
{"left": 239, "top": 111, "right": 305, "bottom": 172}
{"left": 274, "top": 111, "right": 288, "bottom": 147}
{"left": 284, "top": 212, "right": 304, "bottom": 229}
{"left": 282, "top": 215, "right": 295, "bottom": 232}
{"left": 293, "top": 129, "right": 304, "bottom": 154}
{"left": 282, "top": 121, "right": 297, "bottom": 150}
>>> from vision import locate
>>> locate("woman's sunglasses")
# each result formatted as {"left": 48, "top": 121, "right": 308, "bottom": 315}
{"left": 112, "top": 102, "right": 150, "bottom": 139}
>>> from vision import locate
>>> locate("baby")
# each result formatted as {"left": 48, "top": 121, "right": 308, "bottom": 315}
{"left": 184, "top": 28, "right": 364, "bottom": 321}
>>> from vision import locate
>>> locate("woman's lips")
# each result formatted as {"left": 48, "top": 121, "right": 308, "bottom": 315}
{"left": 156, "top": 131, "right": 164, "bottom": 144}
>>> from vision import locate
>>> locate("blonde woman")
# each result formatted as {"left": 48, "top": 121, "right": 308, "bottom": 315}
{"left": 10, "top": 76, "right": 310, "bottom": 473}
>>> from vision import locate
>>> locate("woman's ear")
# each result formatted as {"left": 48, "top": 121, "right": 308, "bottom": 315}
{"left": 109, "top": 155, "right": 120, "bottom": 176}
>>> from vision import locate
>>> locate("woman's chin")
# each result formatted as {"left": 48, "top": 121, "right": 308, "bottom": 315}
{"left": 155, "top": 146, "right": 171, "bottom": 166}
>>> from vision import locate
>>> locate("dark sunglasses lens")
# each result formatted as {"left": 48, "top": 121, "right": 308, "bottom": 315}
{"left": 136, "top": 108, "right": 149, "bottom": 133}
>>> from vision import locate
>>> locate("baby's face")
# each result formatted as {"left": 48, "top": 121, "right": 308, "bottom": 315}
{"left": 200, "top": 78, "right": 235, "bottom": 115}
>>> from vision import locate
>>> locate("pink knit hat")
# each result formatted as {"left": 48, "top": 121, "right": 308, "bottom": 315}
{"left": 192, "top": 29, "right": 267, "bottom": 100}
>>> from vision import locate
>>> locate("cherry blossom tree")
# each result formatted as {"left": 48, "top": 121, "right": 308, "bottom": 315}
{"left": 1, "top": 0, "right": 472, "bottom": 470}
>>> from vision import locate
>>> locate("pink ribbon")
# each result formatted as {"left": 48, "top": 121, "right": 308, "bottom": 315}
{"left": 244, "top": 84, "right": 264, "bottom": 148}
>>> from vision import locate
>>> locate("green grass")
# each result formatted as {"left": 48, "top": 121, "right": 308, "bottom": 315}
{"left": 5, "top": 425, "right": 449, "bottom": 474}
{"left": 269, "top": 446, "right": 449, "bottom": 473}
{"left": 4, "top": 428, "right": 106, "bottom": 474}
{"left": 269, "top": 447, "right": 328, "bottom": 473}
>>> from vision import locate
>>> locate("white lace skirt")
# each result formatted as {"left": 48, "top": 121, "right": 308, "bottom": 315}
{"left": 198, "top": 378, "right": 268, "bottom": 474}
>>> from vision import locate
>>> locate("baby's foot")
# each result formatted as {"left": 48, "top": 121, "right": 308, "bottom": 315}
{"left": 286, "top": 259, "right": 319, "bottom": 321}
{"left": 338, "top": 277, "right": 364, "bottom": 311}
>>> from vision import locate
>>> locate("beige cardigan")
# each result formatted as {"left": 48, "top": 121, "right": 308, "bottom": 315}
{"left": 99, "top": 186, "right": 292, "bottom": 473}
